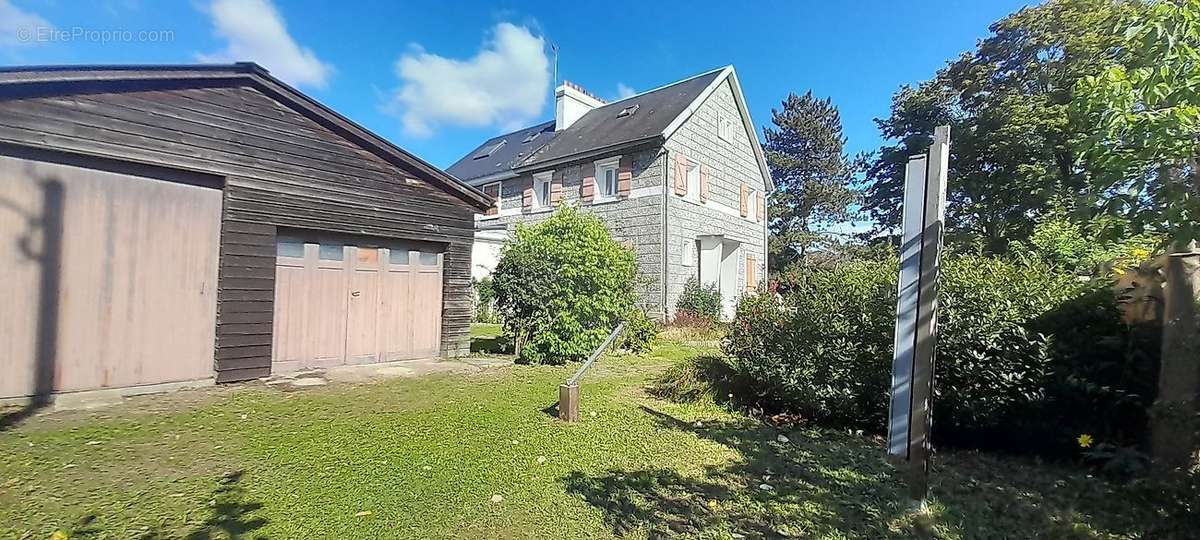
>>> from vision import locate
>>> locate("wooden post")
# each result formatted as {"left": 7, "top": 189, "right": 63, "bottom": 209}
{"left": 559, "top": 383, "right": 580, "bottom": 422}
{"left": 887, "top": 125, "right": 949, "bottom": 502}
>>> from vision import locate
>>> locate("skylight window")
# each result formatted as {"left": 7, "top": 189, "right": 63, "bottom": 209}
{"left": 522, "top": 131, "right": 540, "bottom": 143}
{"left": 617, "top": 104, "right": 640, "bottom": 118}
{"left": 473, "top": 140, "right": 506, "bottom": 160}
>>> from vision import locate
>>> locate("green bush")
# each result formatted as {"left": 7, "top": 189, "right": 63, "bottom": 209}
{"left": 617, "top": 308, "right": 658, "bottom": 354}
{"left": 471, "top": 277, "right": 501, "bottom": 323}
{"left": 724, "top": 254, "right": 1158, "bottom": 457}
{"left": 676, "top": 277, "right": 721, "bottom": 320}
{"left": 491, "top": 206, "right": 638, "bottom": 364}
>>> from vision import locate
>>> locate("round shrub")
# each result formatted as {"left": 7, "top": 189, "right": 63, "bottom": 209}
{"left": 491, "top": 206, "right": 638, "bottom": 364}
{"left": 676, "top": 277, "right": 721, "bottom": 320}
{"left": 618, "top": 307, "right": 658, "bottom": 354}
{"left": 723, "top": 254, "right": 1158, "bottom": 457}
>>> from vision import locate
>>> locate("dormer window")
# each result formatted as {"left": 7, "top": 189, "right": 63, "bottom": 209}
{"left": 617, "top": 104, "right": 639, "bottom": 118}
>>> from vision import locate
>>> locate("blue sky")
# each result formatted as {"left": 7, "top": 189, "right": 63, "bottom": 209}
{"left": 1, "top": 0, "right": 1033, "bottom": 169}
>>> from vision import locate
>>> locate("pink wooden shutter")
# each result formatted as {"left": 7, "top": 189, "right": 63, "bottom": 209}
{"left": 740, "top": 183, "right": 749, "bottom": 217}
{"left": 581, "top": 162, "right": 595, "bottom": 204}
{"left": 551, "top": 170, "right": 563, "bottom": 206}
{"left": 618, "top": 155, "right": 633, "bottom": 198}
{"left": 745, "top": 254, "right": 757, "bottom": 292}
{"left": 756, "top": 192, "right": 766, "bottom": 222}
{"left": 522, "top": 178, "right": 533, "bottom": 212}
{"left": 699, "top": 165, "right": 710, "bottom": 203}
{"left": 674, "top": 153, "right": 688, "bottom": 196}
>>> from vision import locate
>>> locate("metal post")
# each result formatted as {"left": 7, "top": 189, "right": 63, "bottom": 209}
{"left": 887, "top": 126, "right": 950, "bottom": 502}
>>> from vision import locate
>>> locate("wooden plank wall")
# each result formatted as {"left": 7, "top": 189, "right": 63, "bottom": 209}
{"left": 0, "top": 82, "right": 477, "bottom": 382}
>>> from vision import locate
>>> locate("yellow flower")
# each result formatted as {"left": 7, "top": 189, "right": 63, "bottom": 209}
{"left": 1077, "top": 434, "right": 1094, "bottom": 448}
{"left": 50, "top": 532, "right": 69, "bottom": 540}
{"left": 1111, "top": 266, "right": 1127, "bottom": 277}
{"left": 1131, "top": 247, "right": 1151, "bottom": 260}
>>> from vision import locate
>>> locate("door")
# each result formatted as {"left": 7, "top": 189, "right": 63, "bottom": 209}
{"left": 271, "top": 237, "right": 444, "bottom": 373}
{"left": 0, "top": 153, "right": 222, "bottom": 399}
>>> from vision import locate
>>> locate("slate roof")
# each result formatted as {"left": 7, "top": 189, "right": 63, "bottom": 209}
{"left": 447, "top": 67, "right": 725, "bottom": 184}
{"left": 520, "top": 68, "right": 723, "bottom": 170}
{"left": 445, "top": 120, "right": 556, "bottom": 183}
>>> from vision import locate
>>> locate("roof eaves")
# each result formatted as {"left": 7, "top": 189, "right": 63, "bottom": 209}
{"left": 512, "top": 134, "right": 663, "bottom": 173}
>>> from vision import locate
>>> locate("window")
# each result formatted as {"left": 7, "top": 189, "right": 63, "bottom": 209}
{"left": 685, "top": 160, "right": 701, "bottom": 202}
{"left": 318, "top": 243, "right": 344, "bottom": 261}
{"left": 482, "top": 182, "right": 501, "bottom": 216}
{"left": 522, "top": 131, "right": 540, "bottom": 143}
{"left": 419, "top": 251, "right": 440, "bottom": 266}
{"left": 617, "top": 104, "right": 639, "bottom": 118}
{"left": 717, "top": 112, "right": 734, "bottom": 142}
{"left": 594, "top": 157, "right": 620, "bottom": 202}
{"left": 389, "top": 248, "right": 411, "bottom": 265}
{"left": 746, "top": 188, "right": 758, "bottom": 220}
{"left": 533, "top": 172, "right": 552, "bottom": 209}
{"left": 473, "top": 140, "right": 505, "bottom": 159}
{"left": 277, "top": 237, "right": 304, "bottom": 258}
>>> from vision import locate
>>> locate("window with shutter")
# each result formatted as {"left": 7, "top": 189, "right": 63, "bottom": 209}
{"left": 482, "top": 182, "right": 501, "bottom": 216}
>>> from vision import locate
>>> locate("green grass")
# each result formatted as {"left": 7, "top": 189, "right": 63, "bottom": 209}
{"left": 0, "top": 327, "right": 1191, "bottom": 539}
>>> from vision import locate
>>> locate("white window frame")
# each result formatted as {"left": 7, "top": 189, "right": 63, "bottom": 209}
{"left": 593, "top": 156, "right": 621, "bottom": 203}
{"left": 685, "top": 160, "right": 702, "bottom": 203}
{"left": 681, "top": 238, "right": 696, "bottom": 267}
{"left": 483, "top": 181, "right": 502, "bottom": 216}
{"left": 746, "top": 188, "right": 758, "bottom": 220}
{"left": 533, "top": 171, "right": 552, "bottom": 210}
{"left": 717, "top": 112, "right": 732, "bottom": 142}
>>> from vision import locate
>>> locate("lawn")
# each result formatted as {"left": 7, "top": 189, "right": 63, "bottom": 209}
{"left": 0, "top": 326, "right": 1189, "bottom": 539}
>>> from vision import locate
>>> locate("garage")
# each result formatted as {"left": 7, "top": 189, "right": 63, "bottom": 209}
{"left": 271, "top": 236, "right": 444, "bottom": 373}
{"left": 0, "top": 63, "right": 492, "bottom": 402}
{"left": 0, "top": 150, "right": 222, "bottom": 398}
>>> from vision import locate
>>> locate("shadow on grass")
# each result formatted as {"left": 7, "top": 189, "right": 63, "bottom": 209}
{"left": 563, "top": 405, "right": 1199, "bottom": 539}
{"left": 470, "top": 334, "right": 512, "bottom": 355}
{"left": 185, "top": 471, "right": 267, "bottom": 540}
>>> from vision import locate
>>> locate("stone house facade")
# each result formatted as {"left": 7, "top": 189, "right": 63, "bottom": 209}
{"left": 449, "top": 66, "right": 772, "bottom": 320}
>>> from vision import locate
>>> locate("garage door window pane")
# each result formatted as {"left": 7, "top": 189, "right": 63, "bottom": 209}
{"left": 389, "top": 249, "right": 411, "bottom": 265}
{"left": 419, "top": 251, "right": 439, "bottom": 266}
{"left": 319, "top": 243, "right": 344, "bottom": 261}
{"left": 277, "top": 238, "right": 304, "bottom": 258}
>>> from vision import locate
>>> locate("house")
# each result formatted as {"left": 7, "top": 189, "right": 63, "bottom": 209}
{"left": 0, "top": 63, "right": 490, "bottom": 402}
{"left": 448, "top": 66, "right": 772, "bottom": 320}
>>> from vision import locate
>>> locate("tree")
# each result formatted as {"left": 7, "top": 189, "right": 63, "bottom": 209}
{"left": 490, "top": 206, "right": 638, "bottom": 364}
{"left": 763, "top": 91, "right": 863, "bottom": 268}
{"left": 1075, "top": 0, "right": 1200, "bottom": 471}
{"left": 864, "top": 0, "right": 1144, "bottom": 252}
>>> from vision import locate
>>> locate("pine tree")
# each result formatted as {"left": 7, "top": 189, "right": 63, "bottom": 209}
{"left": 763, "top": 92, "right": 863, "bottom": 268}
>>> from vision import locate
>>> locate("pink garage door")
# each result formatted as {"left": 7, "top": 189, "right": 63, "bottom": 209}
{"left": 271, "top": 238, "right": 443, "bottom": 373}
{"left": 0, "top": 153, "right": 222, "bottom": 399}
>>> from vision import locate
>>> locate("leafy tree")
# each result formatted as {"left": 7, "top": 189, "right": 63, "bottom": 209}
{"left": 864, "top": 0, "right": 1144, "bottom": 252}
{"left": 490, "top": 206, "right": 643, "bottom": 364}
{"left": 763, "top": 91, "right": 864, "bottom": 267}
{"left": 1075, "top": 0, "right": 1200, "bottom": 471}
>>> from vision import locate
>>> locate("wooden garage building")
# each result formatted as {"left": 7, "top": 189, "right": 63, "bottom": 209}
{"left": 0, "top": 64, "right": 491, "bottom": 400}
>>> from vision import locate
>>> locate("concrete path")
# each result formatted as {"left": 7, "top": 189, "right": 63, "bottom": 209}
{"left": 264, "top": 356, "right": 512, "bottom": 390}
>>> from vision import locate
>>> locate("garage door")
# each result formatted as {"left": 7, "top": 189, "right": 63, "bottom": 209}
{"left": 271, "top": 237, "right": 443, "bottom": 373}
{"left": 0, "top": 153, "right": 222, "bottom": 399}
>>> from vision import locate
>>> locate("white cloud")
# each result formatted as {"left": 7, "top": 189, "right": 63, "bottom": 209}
{"left": 616, "top": 83, "right": 636, "bottom": 100}
{"left": 388, "top": 22, "right": 550, "bottom": 138}
{"left": 196, "top": 0, "right": 332, "bottom": 89}
{"left": 0, "top": 0, "right": 51, "bottom": 48}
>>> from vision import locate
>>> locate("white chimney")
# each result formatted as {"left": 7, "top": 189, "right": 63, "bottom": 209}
{"left": 555, "top": 81, "right": 605, "bottom": 131}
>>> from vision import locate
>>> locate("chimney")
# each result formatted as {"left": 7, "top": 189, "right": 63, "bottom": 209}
{"left": 555, "top": 81, "right": 605, "bottom": 131}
